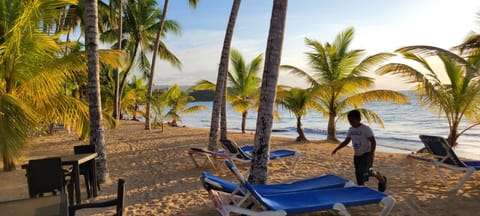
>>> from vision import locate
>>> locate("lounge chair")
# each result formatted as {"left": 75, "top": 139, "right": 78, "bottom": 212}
{"left": 188, "top": 146, "right": 253, "bottom": 169}
{"left": 201, "top": 171, "right": 354, "bottom": 196}
{"left": 407, "top": 135, "right": 480, "bottom": 191}
{"left": 219, "top": 139, "right": 300, "bottom": 170}
{"left": 202, "top": 160, "right": 395, "bottom": 216}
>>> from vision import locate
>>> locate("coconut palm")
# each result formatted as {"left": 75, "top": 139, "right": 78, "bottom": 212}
{"left": 276, "top": 86, "right": 321, "bottom": 142}
{"left": 376, "top": 45, "right": 480, "bottom": 147}
{"left": 0, "top": 0, "right": 121, "bottom": 171}
{"left": 100, "top": 0, "right": 181, "bottom": 120}
{"left": 145, "top": 0, "right": 201, "bottom": 130}
{"left": 281, "top": 27, "right": 409, "bottom": 142}
{"left": 227, "top": 49, "right": 262, "bottom": 133}
{"left": 248, "top": 0, "right": 288, "bottom": 184}
{"left": 192, "top": 49, "right": 262, "bottom": 133}
{"left": 163, "top": 85, "right": 207, "bottom": 127}
{"left": 208, "top": 0, "right": 242, "bottom": 151}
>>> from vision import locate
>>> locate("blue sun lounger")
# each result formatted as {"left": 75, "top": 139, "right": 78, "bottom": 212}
{"left": 220, "top": 139, "right": 300, "bottom": 170}
{"left": 202, "top": 160, "right": 396, "bottom": 216}
{"left": 201, "top": 171, "right": 354, "bottom": 196}
{"left": 188, "top": 145, "right": 253, "bottom": 168}
{"left": 407, "top": 135, "right": 480, "bottom": 191}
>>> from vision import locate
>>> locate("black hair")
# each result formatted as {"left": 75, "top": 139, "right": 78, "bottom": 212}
{"left": 347, "top": 109, "right": 361, "bottom": 121}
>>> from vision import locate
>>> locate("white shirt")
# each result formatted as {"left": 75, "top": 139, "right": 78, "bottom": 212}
{"left": 347, "top": 124, "right": 374, "bottom": 156}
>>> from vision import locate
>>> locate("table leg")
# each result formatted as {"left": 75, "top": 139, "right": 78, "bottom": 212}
{"left": 91, "top": 159, "right": 98, "bottom": 197}
{"left": 73, "top": 163, "right": 81, "bottom": 204}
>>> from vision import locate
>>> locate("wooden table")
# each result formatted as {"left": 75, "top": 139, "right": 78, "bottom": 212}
{"left": 0, "top": 195, "right": 67, "bottom": 216}
{"left": 61, "top": 153, "right": 98, "bottom": 204}
{"left": 22, "top": 153, "right": 98, "bottom": 205}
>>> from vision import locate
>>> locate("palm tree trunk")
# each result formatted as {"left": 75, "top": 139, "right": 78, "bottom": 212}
{"left": 145, "top": 0, "right": 169, "bottom": 130}
{"left": 208, "top": 0, "right": 241, "bottom": 151}
{"left": 220, "top": 86, "right": 228, "bottom": 139}
{"left": 327, "top": 97, "right": 338, "bottom": 142}
{"left": 241, "top": 111, "right": 247, "bottom": 133}
{"left": 85, "top": 0, "right": 109, "bottom": 183}
{"left": 113, "top": 0, "right": 123, "bottom": 120}
{"left": 296, "top": 116, "right": 308, "bottom": 142}
{"left": 248, "top": 0, "right": 288, "bottom": 184}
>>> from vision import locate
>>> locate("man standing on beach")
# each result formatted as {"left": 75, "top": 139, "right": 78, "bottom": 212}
{"left": 331, "top": 109, "right": 387, "bottom": 192}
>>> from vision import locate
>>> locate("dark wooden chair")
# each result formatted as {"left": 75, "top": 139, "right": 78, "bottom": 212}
{"left": 69, "top": 178, "right": 125, "bottom": 216}
{"left": 73, "top": 145, "right": 100, "bottom": 198}
{"left": 25, "top": 157, "right": 73, "bottom": 204}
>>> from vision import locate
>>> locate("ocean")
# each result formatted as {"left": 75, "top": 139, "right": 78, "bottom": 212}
{"left": 178, "top": 91, "right": 480, "bottom": 160}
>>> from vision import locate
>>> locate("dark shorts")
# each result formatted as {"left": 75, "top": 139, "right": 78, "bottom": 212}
{"left": 354, "top": 152, "right": 373, "bottom": 185}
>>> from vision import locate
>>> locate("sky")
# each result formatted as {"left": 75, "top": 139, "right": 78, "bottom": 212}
{"left": 151, "top": 0, "right": 480, "bottom": 90}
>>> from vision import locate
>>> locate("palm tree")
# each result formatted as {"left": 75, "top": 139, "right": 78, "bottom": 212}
{"left": 227, "top": 49, "right": 262, "bottom": 133}
{"left": 376, "top": 45, "right": 480, "bottom": 147}
{"left": 208, "top": 0, "right": 242, "bottom": 152}
{"left": 281, "top": 27, "right": 408, "bottom": 142}
{"left": 100, "top": 0, "right": 181, "bottom": 120}
{"left": 276, "top": 86, "right": 320, "bottom": 142}
{"left": 0, "top": 0, "right": 101, "bottom": 171}
{"left": 145, "top": 0, "right": 200, "bottom": 130}
{"left": 163, "top": 85, "right": 207, "bottom": 127}
{"left": 248, "top": 0, "right": 288, "bottom": 184}
{"left": 85, "top": 0, "right": 109, "bottom": 182}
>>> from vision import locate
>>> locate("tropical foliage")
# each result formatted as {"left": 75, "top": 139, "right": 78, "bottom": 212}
{"left": 376, "top": 45, "right": 480, "bottom": 147}
{"left": 276, "top": 86, "right": 321, "bottom": 142}
{"left": 193, "top": 49, "right": 262, "bottom": 133}
{"left": 160, "top": 84, "right": 207, "bottom": 127}
{"left": 281, "top": 27, "right": 409, "bottom": 142}
{"left": 0, "top": 0, "right": 120, "bottom": 171}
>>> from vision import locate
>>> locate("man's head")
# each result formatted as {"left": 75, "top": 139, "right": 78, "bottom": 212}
{"left": 347, "top": 109, "right": 362, "bottom": 127}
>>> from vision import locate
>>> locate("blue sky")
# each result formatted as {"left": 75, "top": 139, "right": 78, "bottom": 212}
{"left": 152, "top": 0, "right": 480, "bottom": 90}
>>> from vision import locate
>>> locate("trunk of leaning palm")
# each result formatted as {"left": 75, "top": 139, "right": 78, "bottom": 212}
{"left": 208, "top": 0, "right": 241, "bottom": 151}
{"left": 145, "top": 0, "right": 169, "bottom": 130}
{"left": 220, "top": 86, "right": 228, "bottom": 140}
{"left": 241, "top": 111, "right": 247, "bottom": 133}
{"left": 296, "top": 116, "right": 308, "bottom": 142}
{"left": 85, "top": 0, "right": 109, "bottom": 183}
{"left": 248, "top": 0, "right": 288, "bottom": 184}
{"left": 113, "top": 0, "right": 123, "bottom": 120}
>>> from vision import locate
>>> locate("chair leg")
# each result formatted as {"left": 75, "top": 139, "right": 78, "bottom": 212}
{"left": 84, "top": 174, "right": 92, "bottom": 198}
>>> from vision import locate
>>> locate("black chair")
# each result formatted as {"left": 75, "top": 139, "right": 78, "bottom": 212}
{"left": 73, "top": 145, "right": 100, "bottom": 198}
{"left": 69, "top": 178, "right": 125, "bottom": 216}
{"left": 25, "top": 157, "right": 73, "bottom": 204}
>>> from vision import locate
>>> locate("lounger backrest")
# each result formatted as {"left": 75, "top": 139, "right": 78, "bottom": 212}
{"left": 220, "top": 139, "right": 251, "bottom": 161}
{"left": 224, "top": 160, "right": 249, "bottom": 185}
{"left": 419, "top": 135, "right": 466, "bottom": 167}
{"left": 201, "top": 171, "right": 240, "bottom": 193}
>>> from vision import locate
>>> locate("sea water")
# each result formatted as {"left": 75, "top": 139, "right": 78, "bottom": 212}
{"left": 179, "top": 91, "right": 480, "bottom": 160}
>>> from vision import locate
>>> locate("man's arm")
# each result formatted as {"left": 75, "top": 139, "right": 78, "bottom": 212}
{"left": 331, "top": 137, "right": 351, "bottom": 155}
{"left": 369, "top": 136, "right": 377, "bottom": 164}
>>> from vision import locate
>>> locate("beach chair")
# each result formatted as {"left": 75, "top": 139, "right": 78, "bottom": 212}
{"left": 219, "top": 139, "right": 300, "bottom": 170}
{"left": 74, "top": 145, "right": 100, "bottom": 197}
{"left": 188, "top": 146, "right": 254, "bottom": 169}
{"left": 69, "top": 178, "right": 125, "bottom": 216}
{"left": 202, "top": 160, "right": 395, "bottom": 216}
{"left": 201, "top": 171, "right": 354, "bottom": 196}
{"left": 407, "top": 135, "right": 480, "bottom": 191}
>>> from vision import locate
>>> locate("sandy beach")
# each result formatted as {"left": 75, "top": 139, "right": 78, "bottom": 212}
{"left": 1, "top": 120, "right": 479, "bottom": 215}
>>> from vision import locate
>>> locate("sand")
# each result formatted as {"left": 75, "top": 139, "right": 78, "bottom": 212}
{"left": 0, "top": 120, "right": 479, "bottom": 215}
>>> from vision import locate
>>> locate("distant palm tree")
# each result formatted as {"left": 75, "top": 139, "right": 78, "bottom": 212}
{"left": 377, "top": 45, "right": 480, "bottom": 147}
{"left": 145, "top": 0, "right": 200, "bottom": 130}
{"left": 276, "top": 86, "right": 320, "bottom": 142}
{"left": 192, "top": 49, "right": 262, "bottom": 133}
{"left": 100, "top": 0, "right": 181, "bottom": 120}
{"left": 123, "top": 75, "right": 147, "bottom": 121}
{"left": 227, "top": 49, "right": 262, "bottom": 133}
{"left": 164, "top": 85, "right": 207, "bottom": 127}
{"left": 249, "top": 0, "right": 288, "bottom": 184}
{"left": 281, "top": 27, "right": 409, "bottom": 142}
